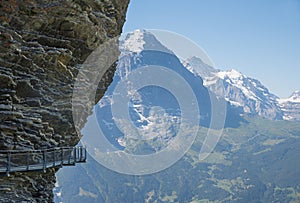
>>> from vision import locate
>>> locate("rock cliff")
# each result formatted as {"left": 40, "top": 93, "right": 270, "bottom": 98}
{"left": 0, "top": 0, "right": 130, "bottom": 202}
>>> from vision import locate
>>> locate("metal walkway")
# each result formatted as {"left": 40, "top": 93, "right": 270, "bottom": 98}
{"left": 0, "top": 146, "right": 86, "bottom": 176}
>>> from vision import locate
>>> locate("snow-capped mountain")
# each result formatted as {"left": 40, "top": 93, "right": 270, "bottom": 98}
{"left": 120, "top": 29, "right": 172, "bottom": 54}
{"left": 279, "top": 91, "right": 300, "bottom": 104}
{"left": 184, "top": 57, "right": 283, "bottom": 120}
{"left": 278, "top": 91, "right": 300, "bottom": 121}
{"left": 118, "top": 29, "right": 300, "bottom": 124}
{"left": 96, "top": 30, "right": 212, "bottom": 151}
{"left": 97, "top": 28, "right": 299, "bottom": 148}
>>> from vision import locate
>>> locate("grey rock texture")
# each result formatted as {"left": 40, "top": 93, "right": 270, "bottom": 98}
{"left": 0, "top": 0, "right": 130, "bottom": 202}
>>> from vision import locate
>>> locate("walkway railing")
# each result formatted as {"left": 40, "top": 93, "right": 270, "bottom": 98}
{"left": 0, "top": 146, "right": 86, "bottom": 176}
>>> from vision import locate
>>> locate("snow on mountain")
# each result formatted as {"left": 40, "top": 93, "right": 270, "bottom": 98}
{"left": 184, "top": 57, "right": 283, "bottom": 120}
{"left": 119, "top": 30, "right": 295, "bottom": 121}
{"left": 119, "top": 31, "right": 300, "bottom": 122}
{"left": 120, "top": 29, "right": 145, "bottom": 53}
{"left": 96, "top": 30, "right": 212, "bottom": 151}
{"left": 278, "top": 91, "right": 300, "bottom": 121}
{"left": 99, "top": 29, "right": 300, "bottom": 127}
{"left": 216, "top": 69, "right": 279, "bottom": 103}
{"left": 278, "top": 91, "right": 300, "bottom": 104}
{"left": 120, "top": 29, "right": 172, "bottom": 54}
{"left": 217, "top": 69, "right": 283, "bottom": 120}
{"left": 290, "top": 90, "right": 300, "bottom": 102}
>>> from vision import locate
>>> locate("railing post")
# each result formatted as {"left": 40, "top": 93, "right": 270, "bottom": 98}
{"left": 80, "top": 147, "right": 83, "bottom": 162}
{"left": 6, "top": 151, "right": 11, "bottom": 177}
{"left": 53, "top": 148, "right": 56, "bottom": 167}
{"left": 74, "top": 147, "right": 77, "bottom": 163}
{"left": 26, "top": 151, "right": 29, "bottom": 170}
{"left": 61, "top": 148, "right": 63, "bottom": 166}
{"left": 85, "top": 147, "right": 87, "bottom": 161}
{"left": 68, "top": 148, "right": 71, "bottom": 164}
{"left": 43, "top": 150, "right": 46, "bottom": 173}
{"left": 75, "top": 147, "right": 78, "bottom": 162}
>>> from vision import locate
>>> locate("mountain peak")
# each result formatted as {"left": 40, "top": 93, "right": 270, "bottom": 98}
{"left": 279, "top": 90, "right": 300, "bottom": 103}
{"left": 278, "top": 90, "right": 300, "bottom": 121}
{"left": 291, "top": 90, "right": 300, "bottom": 98}
{"left": 120, "top": 29, "right": 172, "bottom": 54}
{"left": 120, "top": 29, "right": 147, "bottom": 53}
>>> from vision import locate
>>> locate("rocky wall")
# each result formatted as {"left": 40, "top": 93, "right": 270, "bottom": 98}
{"left": 0, "top": 0, "right": 130, "bottom": 201}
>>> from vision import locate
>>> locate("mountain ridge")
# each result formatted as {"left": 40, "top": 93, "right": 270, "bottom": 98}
{"left": 184, "top": 51, "right": 298, "bottom": 121}
{"left": 120, "top": 29, "right": 299, "bottom": 122}
{"left": 278, "top": 90, "right": 300, "bottom": 121}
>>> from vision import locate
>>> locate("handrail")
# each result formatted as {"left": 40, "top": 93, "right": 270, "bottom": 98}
{"left": 0, "top": 146, "right": 81, "bottom": 153}
{"left": 0, "top": 146, "right": 87, "bottom": 176}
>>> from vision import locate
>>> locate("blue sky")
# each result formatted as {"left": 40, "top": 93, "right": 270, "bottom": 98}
{"left": 123, "top": 0, "right": 300, "bottom": 98}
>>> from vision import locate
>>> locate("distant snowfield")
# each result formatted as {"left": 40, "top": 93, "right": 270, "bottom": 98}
{"left": 278, "top": 91, "right": 300, "bottom": 104}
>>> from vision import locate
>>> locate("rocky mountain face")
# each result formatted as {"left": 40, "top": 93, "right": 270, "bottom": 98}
{"left": 95, "top": 30, "right": 212, "bottom": 152}
{"left": 110, "top": 31, "right": 288, "bottom": 122}
{"left": 184, "top": 57, "right": 283, "bottom": 120}
{"left": 94, "top": 30, "right": 298, "bottom": 154}
{"left": 0, "top": 0, "right": 129, "bottom": 202}
{"left": 278, "top": 91, "right": 300, "bottom": 121}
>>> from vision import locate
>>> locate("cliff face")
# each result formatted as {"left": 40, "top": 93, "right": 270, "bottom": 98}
{"left": 0, "top": 0, "right": 130, "bottom": 202}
